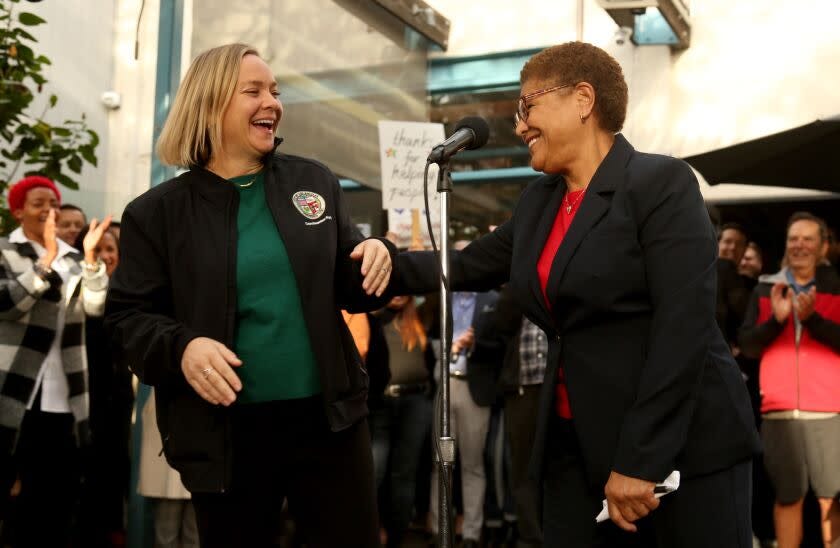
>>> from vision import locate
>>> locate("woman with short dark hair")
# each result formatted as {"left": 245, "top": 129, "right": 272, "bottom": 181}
{"left": 394, "top": 42, "right": 760, "bottom": 547}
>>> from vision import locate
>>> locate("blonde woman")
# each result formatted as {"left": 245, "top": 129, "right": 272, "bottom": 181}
{"left": 105, "top": 43, "right": 395, "bottom": 547}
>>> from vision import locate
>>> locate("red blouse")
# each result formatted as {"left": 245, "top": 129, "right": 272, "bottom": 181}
{"left": 536, "top": 189, "right": 585, "bottom": 419}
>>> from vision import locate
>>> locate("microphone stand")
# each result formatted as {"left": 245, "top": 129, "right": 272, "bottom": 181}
{"left": 435, "top": 160, "right": 455, "bottom": 548}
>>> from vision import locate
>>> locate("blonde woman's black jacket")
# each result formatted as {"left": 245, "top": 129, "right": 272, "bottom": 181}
{"left": 104, "top": 150, "right": 396, "bottom": 493}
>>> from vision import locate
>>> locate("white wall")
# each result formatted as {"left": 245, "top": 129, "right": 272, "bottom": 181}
{"left": 651, "top": 0, "right": 840, "bottom": 158}
{"left": 103, "top": 0, "right": 160, "bottom": 218}
{"left": 425, "top": 0, "right": 617, "bottom": 56}
{"left": 20, "top": 0, "right": 116, "bottom": 218}
{"left": 426, "top": 0, "right": 840, "bottom": 200}
{"left": 427, "top": 0, "right": 840, "bottom": 156}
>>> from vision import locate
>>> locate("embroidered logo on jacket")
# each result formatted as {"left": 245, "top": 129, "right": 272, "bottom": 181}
{"left": 291, "top": 191, "right": 326, "bottom": 220}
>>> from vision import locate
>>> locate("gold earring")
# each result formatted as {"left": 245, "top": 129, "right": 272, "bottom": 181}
{"left": 580, "top": 112, "right": 586, "bottom": 123}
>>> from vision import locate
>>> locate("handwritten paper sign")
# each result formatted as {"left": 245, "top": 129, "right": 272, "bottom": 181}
{"left": 379, "top": 121, "right": 445, "bottom": 248}
{"left": 387, "top": 207, "right": 441, "bottom": 249}
{"left": 378, "top": 121, "right": 445, "bottom": 210}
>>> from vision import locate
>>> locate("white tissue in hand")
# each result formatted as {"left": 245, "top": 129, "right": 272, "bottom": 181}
{"left": 595, "top": 470, "right": 680, "bottom": 523}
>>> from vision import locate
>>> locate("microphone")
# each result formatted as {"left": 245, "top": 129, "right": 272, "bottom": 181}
{"left": 427, "top": 116, "right": 490, "bottom": 164}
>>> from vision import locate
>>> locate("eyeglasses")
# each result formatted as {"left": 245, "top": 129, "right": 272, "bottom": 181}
{"left": 514, "top": 84, "right": 574, "bottom": 127}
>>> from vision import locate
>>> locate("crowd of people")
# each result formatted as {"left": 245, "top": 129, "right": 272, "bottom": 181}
{"left": 0, "top": 40, "right": 838, "bottom": 548}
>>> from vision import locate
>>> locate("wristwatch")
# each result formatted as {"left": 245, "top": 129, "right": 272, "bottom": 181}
{"left": 33, "top": 262, "right": 53, "bottom": 280}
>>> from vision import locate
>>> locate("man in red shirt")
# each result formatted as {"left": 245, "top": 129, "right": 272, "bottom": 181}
{"left": 740, "top": 212, "right": 840, "bottom": 548}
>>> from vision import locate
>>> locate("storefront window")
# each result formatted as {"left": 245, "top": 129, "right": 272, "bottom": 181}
{"left": 428, "top": 51, "right": 539, "bottom": 235}
{"left": 191, "top": 0, "right": 438, "bottom": 235}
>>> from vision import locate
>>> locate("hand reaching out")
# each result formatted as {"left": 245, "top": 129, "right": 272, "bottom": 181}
{"left": 349, "top": 239, "right": 391, "bottom": 297}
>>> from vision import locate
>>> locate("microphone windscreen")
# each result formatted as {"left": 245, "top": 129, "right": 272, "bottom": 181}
{"left": 454, "top": 116, "right": 490, "bottom": 150}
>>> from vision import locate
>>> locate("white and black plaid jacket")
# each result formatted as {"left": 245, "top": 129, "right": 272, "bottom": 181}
{"left": 0, "top": 232, "right": 107, "bottom": 454}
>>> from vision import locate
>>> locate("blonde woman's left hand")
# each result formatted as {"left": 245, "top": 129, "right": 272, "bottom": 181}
{"left": 349, "top": 239, "right": 391, "bottom": 297}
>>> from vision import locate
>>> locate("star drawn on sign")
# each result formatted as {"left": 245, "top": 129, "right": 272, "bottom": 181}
{"left": 385, "top": 148, "right": 397, "bottom": 158}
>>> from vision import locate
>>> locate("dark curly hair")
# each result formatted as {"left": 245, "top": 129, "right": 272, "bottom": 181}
{"left": 520, "top": 42, "right": 629, "bottom": 133}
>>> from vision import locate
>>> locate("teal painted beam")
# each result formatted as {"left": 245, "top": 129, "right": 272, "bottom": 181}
{"left": 451, "top": 166, "right": 540, "bottom": 183}
{"left": 149, "top": 0, "right": 183, "bottom": 188}
{"left": 342, "top": 165, "right": 540, "bottom": 192}
{"left": 428, "top": 48, "right": 542, "bottom": 94}
{"left": 129, "top": 2, "right": 183, "bottom": 548}
{"left": 339, "top": 178, "right": 364, "bottom": 190}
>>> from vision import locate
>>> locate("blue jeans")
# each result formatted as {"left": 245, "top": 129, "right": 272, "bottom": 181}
{"left": 369, "top": 392, "right": 432, "bottom": 544}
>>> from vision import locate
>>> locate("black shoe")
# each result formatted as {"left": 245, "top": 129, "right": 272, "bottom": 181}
{"left": 503, "top": 521, "right": 519, "bottom": 548}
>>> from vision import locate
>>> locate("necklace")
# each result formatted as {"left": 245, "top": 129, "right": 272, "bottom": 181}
{"left": 234, "top": 175, "right": 257, "bottom": 189}
{"left": 564, "top": 189, "right": 585, "bottom": 214}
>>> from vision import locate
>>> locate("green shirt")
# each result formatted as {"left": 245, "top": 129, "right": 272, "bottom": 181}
{"left": 230, "top": 172, "right": 321, "bottom": 402}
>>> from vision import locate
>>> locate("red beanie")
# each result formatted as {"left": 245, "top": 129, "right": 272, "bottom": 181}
{"left": 7, "top": 175, "right": 61, "bottom": 212}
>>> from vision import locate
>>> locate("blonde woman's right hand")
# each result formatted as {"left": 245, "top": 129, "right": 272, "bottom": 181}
{"left": 181, "top": 337, "right": 243, "bottom": 406}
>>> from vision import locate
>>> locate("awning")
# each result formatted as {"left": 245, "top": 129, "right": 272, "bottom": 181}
{"left": 683, "top": 118, "right": 840, "bottom": 192}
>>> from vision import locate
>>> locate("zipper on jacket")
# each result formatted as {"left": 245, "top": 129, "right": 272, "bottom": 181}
{"left": 219, "top": 193, "right": 239, "bottom": 493}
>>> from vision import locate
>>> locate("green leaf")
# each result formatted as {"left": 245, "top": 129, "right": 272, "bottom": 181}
{"left": 52, "top": 127, "right": 71, "bottom": 137}
{"left": 53, "top": 171, "right": 80, "bottom": 190}
{"left": 32, "top": 122, "right": 50, "bottom": 141}
{"left": 86, "top": 129, "right": 100, "bottom": 148}
{"left": 79, "top": 145, "right": 97, "bottom": 167}
{"left": 67, "top": 155, "right": 82, "bottom": 174}
{"left": 19, "top": 137, "right": 41, "bottom": 153}
{"left": 49, "top": 94, "right": 57, "bottom": 107}
{"left": 36, "top": 55, "right": 51, "bottom": 65}
{"left": 14, "top": 44, "right": 35, "bottom": 62}
{"left": 12, "top": 28, "right": 36, "bottom": 42}
{"left": 19, "top": 12, "right": 47, "bottom": 26}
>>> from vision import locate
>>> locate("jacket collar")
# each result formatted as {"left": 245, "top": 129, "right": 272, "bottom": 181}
{"left": 758, "top": 268, "right": 788, "bottom": 286}
{"left": 529, "top": 134, "right": 634, "bottom": 320}
{"left": 761, "top": 264, "right": 840, "bottom": 288}
{"left": 186, "top": 137, "right": 284, "bottom": 207}
{"left": 537, "top": 133, "right": 632, "bottom": 192}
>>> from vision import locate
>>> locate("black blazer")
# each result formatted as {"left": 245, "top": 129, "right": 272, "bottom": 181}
{"left": 394, "top": 134, "right": 759, "bottom": 488}
{"left": 463, "top": 290, "right": 504, "bottom": 407}
{"left": 493, "top": 286, "right": 528, "bottom": 395}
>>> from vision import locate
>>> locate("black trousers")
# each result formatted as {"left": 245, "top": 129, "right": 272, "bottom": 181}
{"left": 505, "top": 385, "right": 543, "bottom": 546}
{"left": 0, "top": 409, "right": 81, "bottom": 548}
{"left": 543, "top": 417, "right": 753, "bottom": 548}
{"left": 191, "top": 396, "right": 379, "bottom": 548}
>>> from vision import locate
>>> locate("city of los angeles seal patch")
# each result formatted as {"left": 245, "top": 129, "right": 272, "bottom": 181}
{"left": 291, "top": 191, "right": 326, "bottom": 220}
